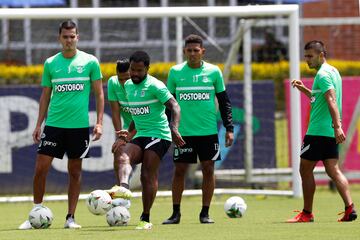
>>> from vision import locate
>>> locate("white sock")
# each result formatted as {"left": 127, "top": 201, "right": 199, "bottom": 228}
{"left": 33, "top": 203, "right": 43, "bottom": 208}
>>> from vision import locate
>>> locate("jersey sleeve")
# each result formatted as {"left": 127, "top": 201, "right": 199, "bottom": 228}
{"left": 318, "top": 72, "right": 334, "bottom": 93}
{"left": 90, "top": 57, "right": 103, "bottom": 81}
{"left": 41, "top": 60, "right": 52, "bottom": 87}
{"left": 214, "top": 66, "right": 226, "bottom": 93}
{"left": 167, "top": 68, "right": 176, "bottom": 94}
{"left": 154, "top": 79, "right": 172, "bottom": 104}
{"left": 107, "top": 77, "right": 117, "bottom": 101}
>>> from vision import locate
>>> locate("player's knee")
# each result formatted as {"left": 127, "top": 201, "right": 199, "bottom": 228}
{"left": 68, "top": 169, "right": 82, "bottom": 181}
{"left": 202, "top": 168, "right": 214, "bottom": 178}
{"left": 201, "top": 163, "right": 214, "bottom": 176}
{"left": 174, "top": 167, "right": 187, "bottom": 178}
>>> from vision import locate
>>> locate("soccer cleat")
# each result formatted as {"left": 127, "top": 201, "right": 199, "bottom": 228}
{"left": 338, "top": 204, "right": 357, "bottom": 222}
{"left": 199, "top": 215, "right": 215, "bottom": 224}
{"left": 105, "top": 185, "right": 132, "bottom": 200}
{"left": 64, "top": 217, "right": 82, "bottom": 229}
{"left": 18, "top": 220, "right": 32, "bottom": 230}
{"left": 162, "top": 212, "right": 181, "bottom": 224}
{"left": 286, "top": 210, "right": 314, "bottom": 223}
{"left": 135, "top": 221, "right": 153, "bottom": 230}
{"left": 111, "top": 198, "right": 131, "bottom": 209}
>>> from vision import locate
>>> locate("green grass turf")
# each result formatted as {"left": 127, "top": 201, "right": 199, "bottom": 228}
{"left": 1, "top": 187, "right": 360, "bottom": 240}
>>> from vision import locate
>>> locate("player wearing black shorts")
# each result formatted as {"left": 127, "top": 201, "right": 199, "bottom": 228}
{"left": 287, "top": 40, "right": 356, "bottom": 223}
{"left": 163, "top": 34, "right": 233, "bottom": 225}
{"left": 19, "top": 20, "right": 104, "bottom": 230}
{"left": 110, "top": 51, "right": 184, "bottom": 230}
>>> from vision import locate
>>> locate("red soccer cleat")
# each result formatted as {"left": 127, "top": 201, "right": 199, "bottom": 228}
{"left": 286, "top": 210, "right": 314, "bottom": 223}
{"left": 338, "top": 204, "right": 357, "bottom": 222}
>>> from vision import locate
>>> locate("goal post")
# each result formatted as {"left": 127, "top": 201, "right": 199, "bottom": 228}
{"left": 0, "top": 5, "right": 301, "bottom": 198}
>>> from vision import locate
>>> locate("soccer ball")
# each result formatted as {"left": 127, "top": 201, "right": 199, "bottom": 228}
{"left": 224, "top": 196, "right": 247, "bottom": 218}
{"left": 28, "top": 206, "right": 54, "bottom": 229}
{"left": 86, "top": 190, "right": 112, "bottom": 215}
{"left": 106, "top": 206, "right": 131, "bottom": 226}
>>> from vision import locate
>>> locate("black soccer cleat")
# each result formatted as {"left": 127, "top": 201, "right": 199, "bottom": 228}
{"left": 162, "top": 212, "right": 181, "bottom": 224}
{"left": 199, "top": 215, "right": 215, "bottom": 224}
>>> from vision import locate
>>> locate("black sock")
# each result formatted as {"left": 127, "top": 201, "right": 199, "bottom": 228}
{"left": 66, "top": 214, "right": 74, "bottom": 220}
{"left": 200, "top": 206, "right": 209, "bottom": 217}
{"left": 140, "top": 213, "right": 150, "bottom": 222}
{"left": 120, "top": 183, "right": 129, "bottom": 189}
{"left": 302, "top": 209, "right": 312, "bottom": 214}
{"left": 173, "top": 204, "right": 180, "bottom": 214}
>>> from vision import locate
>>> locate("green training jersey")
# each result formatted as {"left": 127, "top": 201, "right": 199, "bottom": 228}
{"left": 124, "top": 75, "right": 172, "bottom": 141}
{"left": 167, "top": 61, "right": 226, "bottom": 136}
{"left": 107, "top": 75, "right": 133, "bottom": 130}
{"left": 42, "top": 50, "right": 102, "bottom": 128}
{"left": 307, "top": 63, "right": 342, "bottom": 137}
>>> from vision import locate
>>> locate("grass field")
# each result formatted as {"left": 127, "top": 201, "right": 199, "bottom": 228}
{"left": 1, "top": 187, "right": 360, "bottom": 240}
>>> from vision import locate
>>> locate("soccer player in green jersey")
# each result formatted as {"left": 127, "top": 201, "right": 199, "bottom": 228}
{"left": 110, "top": 51, "right": 185, "bottom": 230}
{"left": 19, "top": 20, "right": 104, "bottom": 229}
{"left": 106, "top": 58, "right": 134, "bottom": 200}
{"left": 287, "top": 40, "right": 356, "bottom": 223}
{"left": 163, "top": 34, "right": 234, "bottom": 224}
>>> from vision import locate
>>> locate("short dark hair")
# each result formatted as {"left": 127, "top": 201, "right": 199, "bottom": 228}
{"left": 59, "top": 20, "right": 78, "bottom": 35}
{"left": 304, "top": 40, "right": 327, "bottom": 57}
{"left": 184, "top": 34, "right": 203, "bottom": 47}
{"left": 129, "top": 51, "right": 150, "bottom": 67}
{"left": 116, "top": 58, "right": 130, "bottom": 73}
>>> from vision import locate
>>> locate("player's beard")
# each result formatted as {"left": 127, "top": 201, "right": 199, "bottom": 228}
{"left": 131, "top": 74, "right": 147, "bottom": 84}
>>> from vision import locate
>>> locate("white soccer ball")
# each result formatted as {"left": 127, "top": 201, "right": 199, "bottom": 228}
{"left": 28, "top": 206, "right": 54, "bottom": 229}
{"left": 224, "top": 196, "right": 247, "bottom": 218}
{"left": 106, "top": 206, "right": 131, "bottom": 226}
{"left": 86, "top": 190, "right": 112, "bottom": 215}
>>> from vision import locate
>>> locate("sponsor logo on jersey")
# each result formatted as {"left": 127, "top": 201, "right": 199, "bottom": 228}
{"left": 179, "top": 92, "right": 210, "bottom": 101}
{"left": 128, "top": 106, "right": 150, "bottom": 115}
{"left": 121, "top": 106, "right": 131, "bottom": 113}
{"left": 55, "top": 83, "right": 85, "bottom": 92}
{"left": 310, "top": 96, "right": 316, "bottom": 103}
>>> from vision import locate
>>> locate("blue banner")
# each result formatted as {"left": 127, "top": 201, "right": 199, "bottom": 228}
{"left": 0, "top": 82, "right": 275, "bottom": 194}
{"left": 0, "top": 0, "right": 65, "bottom": 7}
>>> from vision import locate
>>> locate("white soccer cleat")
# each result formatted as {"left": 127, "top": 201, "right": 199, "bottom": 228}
{"left": 105, "top": 185, "right": 132, "bottom": 200}
{"left": 135, "top": 221, "right": 153, "bottom": 230}
{"left": 111, "top": 198, "right": 131, "bottom": 209}
{"left": 64, "top": 217, "right": 82, "bottom": 229}
{"left": 18, "top": 220, "right": 32, "bottom": 230}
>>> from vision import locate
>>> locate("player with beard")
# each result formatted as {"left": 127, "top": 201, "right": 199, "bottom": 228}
{"left": 109, "top": 50, "right": 185, "bottom": 230}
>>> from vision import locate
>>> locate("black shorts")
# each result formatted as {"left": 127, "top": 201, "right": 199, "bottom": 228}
{"left": 37, "top": 126, "right": 90, "bottom": 159}
{"left": 130, "top": 137, "right": 171, "bottom": 159}
{"left": 173, "top": 134, "right": 221, "bottom": 163}
{"left": 300, "top": 135, "right": 339, "bottom": 161}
